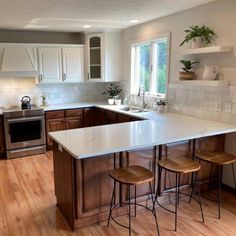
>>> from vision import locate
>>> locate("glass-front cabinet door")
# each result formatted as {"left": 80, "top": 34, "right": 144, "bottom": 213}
{"left": 86, "top": 33, "right": 104, "bottom": 81}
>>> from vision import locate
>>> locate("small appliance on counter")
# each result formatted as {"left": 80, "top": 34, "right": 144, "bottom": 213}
{"left": 21, "top": 96, "right": 31, "bottom": 110}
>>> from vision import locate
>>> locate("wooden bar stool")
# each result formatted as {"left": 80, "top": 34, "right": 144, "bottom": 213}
{"left": 155, "top": 156, "right": 205, "bottom": 231}
{"left": 107, "top": 165, "right": 160, "bottom": 236}
{"left": 195, "top": 151, "right": 236, "bottom": 219}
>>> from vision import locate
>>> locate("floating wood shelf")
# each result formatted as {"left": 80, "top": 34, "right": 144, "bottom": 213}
{"left": 170, "top": 80, "right": 229, "bottom": 86}
{"left": 179, "top": 45, "right": 233, "bottom": 56}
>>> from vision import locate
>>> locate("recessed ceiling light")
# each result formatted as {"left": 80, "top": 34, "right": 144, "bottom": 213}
{"left": 83, "top": 25, "right": 91, "bottom": 28}
{"left": 130, "top": 20, "right": 139, "bottom": 23}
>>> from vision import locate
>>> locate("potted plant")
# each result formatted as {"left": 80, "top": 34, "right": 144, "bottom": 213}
{"left": 179, "top": 59, "right": 199, "bottom": 80}
{"left": 41, "top": 93, "right": 48, "bottom": 107}
{"left": 102, "top": 83, "right": 123, "bottom": 105}
{"left": 154, "top": 99, "right": 167, "bottom": 113}
{"left": 180, "top": 24, "right": 216, "bottom": 48}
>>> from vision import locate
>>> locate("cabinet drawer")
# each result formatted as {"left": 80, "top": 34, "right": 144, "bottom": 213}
{"left": 65, "top": 109, "right": 83, "bottom": 118}
{"left": 45, "top": 110, "right": 65, "bottom": 119}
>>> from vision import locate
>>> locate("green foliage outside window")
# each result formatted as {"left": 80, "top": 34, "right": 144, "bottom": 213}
{"left": 133, "top": 38, "right": 167, "bottom": 95}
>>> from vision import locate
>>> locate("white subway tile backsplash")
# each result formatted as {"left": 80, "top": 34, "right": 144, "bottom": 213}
{"left": 0, "top": 78, "right": 108, "bottom": 107}
{"left": 168, "top": 83, "right": 236, "bottom": 125}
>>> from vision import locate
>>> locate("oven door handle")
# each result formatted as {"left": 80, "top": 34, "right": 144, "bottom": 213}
{"left": 7, "top": 116, "right": 43, "bottom": 123}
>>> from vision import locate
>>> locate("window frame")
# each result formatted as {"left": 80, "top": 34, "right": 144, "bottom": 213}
{"left": 130, "top": 32, "right": 170, "bottom": 98}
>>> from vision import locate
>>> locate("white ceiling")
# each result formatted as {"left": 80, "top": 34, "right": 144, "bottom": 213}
{"left": 0, "top": 0, "right": 215, "bottom": 32}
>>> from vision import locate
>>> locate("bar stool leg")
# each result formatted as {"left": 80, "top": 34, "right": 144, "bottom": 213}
{"left": 175, "top": 173, "right": 179, "bottom": 231}
{"left": 218, "top": 166, "right": 221, "bottom": 219}
{"left": 107, "top": 180, "right": 116, "bottom": 226}
{"left": 134, "top": 185, "right": 137, "bottom": 217}
{"left": 196, "top": 173, "right": 205, "bottom": 223}
{"left": 155, "top": 167, "right": 163, "bottom": 201}
{"left": 178, "top": 174, "right": 181, "bottom": 204}
{"left": 128, "top": 185, "right": 131, "bottom": 236}
{"left": 149, "top": 182, "right": 160, "bottom": 236}
{"left": 189, "top": 174, "right": 196, "bottom": 203}
{"left": 232, "top": 163, "right": 236, "bottom": 189}
{"left": 208, "top": 164, "right": 213, "bottom": 194}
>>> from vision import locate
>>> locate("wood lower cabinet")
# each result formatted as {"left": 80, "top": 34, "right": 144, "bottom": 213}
{"left": 46, "top": 118, "right": 66, "bottom": 147}
{"left": 65, "top": 109, "right": 84, "bottom": 130}
{"left": 65, "top": 117, "right": 83, "bottom": 130}
{"left": 106, "top": 110, "right": 117, "bottom": 124}
{"left": 45, "top": 108, "right": 143, "bottom": 148}
{"left": 46, "top": 109, "right": 84, "bottom": 147}
{"left": 0, "top": 116, "right": 6, "bottom": 157}
{"left": 84, "top": 108, "right": 94, "bottom": 127}
{"left": 94, "top": 108, "right": 106, "bottom": 126}
{"left": 117, "top": 113, "right": 132, "bottom": 123}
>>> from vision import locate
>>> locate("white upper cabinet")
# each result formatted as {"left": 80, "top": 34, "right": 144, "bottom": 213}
{"left": 38, "top": 48, "right": 62, "bottom": 84}
{"left": 37, "top": 46, "right": 84, "bottom": 84}
{"left": 62, "top": 47, "right": 84, "bottom": 83}
{"left": 85, "top": 32, "right": 121, "bottom": 82}
{"left": 86, "top": 33, "right": 104, "bottom": 82}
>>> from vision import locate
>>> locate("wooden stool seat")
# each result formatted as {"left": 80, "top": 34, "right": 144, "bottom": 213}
{"left": 195, "top": 151, "right": 236, "bottom": 165}
{"left": 156, "top": 157, "right": 201, "bottom": 174}
{"left": 108, "top": 163, "right": 160, "bottom": 236}
{"left": 109, "top": 165, "right": 154, "bottom": 185}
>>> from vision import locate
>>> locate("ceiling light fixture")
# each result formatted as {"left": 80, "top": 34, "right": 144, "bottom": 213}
{"left": 130, "top": 20, "right": 139, "bottom": 23}
{"left": 83, "top": 25, "right": 91, "bottom": 28}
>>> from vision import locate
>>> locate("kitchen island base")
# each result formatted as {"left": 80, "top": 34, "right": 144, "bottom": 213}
{"left": 52, "top": 135, "right": 224, "bottom": 230}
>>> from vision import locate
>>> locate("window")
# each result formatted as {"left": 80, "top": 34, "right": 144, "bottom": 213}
{"left": 131, "top": 35, "right": 169, "bottom": 97}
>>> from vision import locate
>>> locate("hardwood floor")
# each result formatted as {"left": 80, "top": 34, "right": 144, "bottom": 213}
{"left": 0, "top": 152, "right": 236, "bottom": 236}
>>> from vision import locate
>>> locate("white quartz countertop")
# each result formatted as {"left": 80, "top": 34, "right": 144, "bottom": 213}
{"left": 49, "top": 108, "right": 236, "bottom": 159}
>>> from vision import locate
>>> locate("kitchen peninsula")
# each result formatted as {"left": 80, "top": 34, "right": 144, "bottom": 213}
{"left": 49, "top": 107, "right": 236, "bottom": 230}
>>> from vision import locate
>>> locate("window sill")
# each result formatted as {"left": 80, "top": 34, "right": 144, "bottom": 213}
{"left": 131, "top": 93, "right": 166, "bottom": 99}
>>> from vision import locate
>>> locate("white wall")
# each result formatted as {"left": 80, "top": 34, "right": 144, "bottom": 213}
{"left": 122, "top": 0, "right": 236, "bottom": 85}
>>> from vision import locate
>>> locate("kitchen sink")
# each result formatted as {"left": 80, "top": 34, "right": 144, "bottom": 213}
{"left": 119, "top": 106, "right": 150, "bottom": 113}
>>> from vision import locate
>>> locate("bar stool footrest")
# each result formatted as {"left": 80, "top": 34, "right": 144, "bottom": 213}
{"left": 156, "top": 191, "right": 202, "bottom": 214}
{"left": 110, "top": 202, "right": 155, "bottom": 229}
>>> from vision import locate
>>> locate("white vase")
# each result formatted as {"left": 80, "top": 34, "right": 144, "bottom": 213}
{"left": 115, "top": 99, "right": 121, "bottom": 105}
{"left": 108, "top": 98, "right": 114, "bottom": 105}
{"left": 157, "top": 105, "right": 165, "bottom": 113}
{"left": 192, "top": 37, "right": 205, "bottom": 48}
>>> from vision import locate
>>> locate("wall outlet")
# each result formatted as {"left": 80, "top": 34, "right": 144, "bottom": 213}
{"left": 222, "top": 102, "right": 232, "bottom": 113}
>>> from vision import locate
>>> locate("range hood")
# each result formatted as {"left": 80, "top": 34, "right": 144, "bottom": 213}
{"left": 0, "top": 45, "right": 39, "bottom": 78}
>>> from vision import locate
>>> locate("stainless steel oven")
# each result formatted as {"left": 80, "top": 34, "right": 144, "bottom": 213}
{"left": 3, "top": 107, "right": 46, "bottom": 159}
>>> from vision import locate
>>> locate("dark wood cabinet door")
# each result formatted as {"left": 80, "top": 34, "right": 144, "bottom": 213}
{"left": 0, "top": 116, "right": 6, "bottom": 156}
{"left": 46, "top": 118, "right": 66, "bottom": 147}
{"left": 106, "top": 110, "right": 117, "bottom": 124}
{"left": 77, "top": 154, "right": 116, "bottom": 215}
{"left": 65, "top": 117, "right": 84, "bottom": 130}
{"left": 117, "top": 114, "right": 132, "bottom": 123}
{"left": 94, "top": 108, "right": 106, "bottom": 126}
{"left": 84, "top": 108, "right": 94, "bottom": 127}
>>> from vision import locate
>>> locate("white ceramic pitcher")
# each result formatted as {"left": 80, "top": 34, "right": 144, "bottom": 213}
{"left": 203, "top": 65, "right": 219, "bottom": 80}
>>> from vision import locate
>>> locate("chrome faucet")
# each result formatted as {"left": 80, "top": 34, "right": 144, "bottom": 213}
{"left": 138, "top": 86, "right": 147, "bottom": 109}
